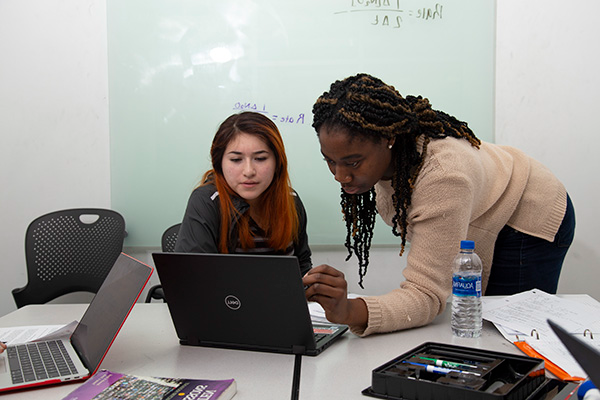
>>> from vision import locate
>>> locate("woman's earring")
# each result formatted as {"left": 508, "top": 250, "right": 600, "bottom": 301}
{"left": 388, "top": 144, "right": 393, "bottom": 149}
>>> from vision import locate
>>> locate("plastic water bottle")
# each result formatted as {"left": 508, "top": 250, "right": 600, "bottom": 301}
{"left": 451, "top": 240, "right": 482, "bottom": 338}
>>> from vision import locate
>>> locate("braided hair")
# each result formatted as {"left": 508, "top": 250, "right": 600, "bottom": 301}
{"left": 312, "top": 73, "right": 480, "bottom": 288}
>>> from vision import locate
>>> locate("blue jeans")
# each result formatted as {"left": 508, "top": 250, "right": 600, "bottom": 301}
{"left": 485, "top": 194, "right": 575, "bottom": 295}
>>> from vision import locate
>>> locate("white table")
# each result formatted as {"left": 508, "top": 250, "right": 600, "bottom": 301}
{"left": 0, "top": 303, "right": 523, "bottom": 399}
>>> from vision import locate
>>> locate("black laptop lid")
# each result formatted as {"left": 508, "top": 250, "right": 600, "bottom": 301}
{"left": 152, "top": 252, "right": 317, "bottom": 353}
{"left": 70, "top": 253, "right": 153, "bottom": 371}
{"left": 548, "top": 319, "right": 600, "bottom": 387}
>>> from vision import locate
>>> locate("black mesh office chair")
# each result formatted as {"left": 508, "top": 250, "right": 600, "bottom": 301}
{"left": 145, "top": 223, "right": 181, "bottom": 303}
{"left": 12, "top": 208, "right": 126, "bottom": 308}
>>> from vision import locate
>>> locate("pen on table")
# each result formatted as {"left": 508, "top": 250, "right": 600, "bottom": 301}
{"left": 415, "top": 356, "right": 478, "bottom": 369}
{"left": 401, "top": 361, "right": 481, "bottom": 376}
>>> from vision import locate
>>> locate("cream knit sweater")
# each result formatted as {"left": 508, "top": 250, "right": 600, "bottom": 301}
{"left": 351, "top": 136, "right": 567, "bottom": 337}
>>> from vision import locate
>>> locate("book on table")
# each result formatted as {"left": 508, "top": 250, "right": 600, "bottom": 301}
{"left": 61, "top": 370, "right": 236, "bottom": 400}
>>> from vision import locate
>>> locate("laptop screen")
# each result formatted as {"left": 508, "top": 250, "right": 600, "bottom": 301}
{"left": 70, "top": 254, "right": 152, "bottom": 371}
{"left": 152, "top": 252, "right": 347, "bottom": 355}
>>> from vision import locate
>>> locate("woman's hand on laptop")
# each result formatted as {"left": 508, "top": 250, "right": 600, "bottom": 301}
{"left": 303, "top": 264, "right": 368, "bottom": 329}
{"left": 0, "top": 341, "right": 6, "bottom": 353}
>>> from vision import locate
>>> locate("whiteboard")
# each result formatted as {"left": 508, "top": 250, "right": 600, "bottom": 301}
{"left": 107, "top": 0, "right": 495, "bottom": 246}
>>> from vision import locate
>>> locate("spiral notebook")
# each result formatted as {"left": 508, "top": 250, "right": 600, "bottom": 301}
{"left": 482, "top": 289, "right": 600, "bottom": 381}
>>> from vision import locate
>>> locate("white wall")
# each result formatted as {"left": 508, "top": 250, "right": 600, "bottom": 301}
{"left": 494, "top": 0, "right": 600, "bottom": 296}
{"left": 0, "top": 0, "right": 111, "bottom": 312}
{"left": 1, "top": 0, "right": 598, "bottom": 317}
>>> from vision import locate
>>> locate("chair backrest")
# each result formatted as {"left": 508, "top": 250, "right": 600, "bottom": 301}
{"left": 145, "top": 223, "right": 181, "bottom": 303}
{"left": 161, "top": 223, "right": 181, "bottom": 252}
{"left": 12, "top": 208, "right": 126, "bottom": 308}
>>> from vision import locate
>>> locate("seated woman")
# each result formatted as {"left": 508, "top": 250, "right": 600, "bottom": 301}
{"left": 175, "top": 111, "right": 312, "bottom": 275}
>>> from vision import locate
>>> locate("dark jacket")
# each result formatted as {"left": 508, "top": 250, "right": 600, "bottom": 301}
{"left": 175, "top": 184, "right": 312, "bottom": 275}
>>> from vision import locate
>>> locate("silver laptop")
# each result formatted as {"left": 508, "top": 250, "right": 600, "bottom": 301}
{"left": 152, "top": 252, "right": 348, "bottom": 356}
{"left": 0, "top": 253, "right": 153, "bottom": 393}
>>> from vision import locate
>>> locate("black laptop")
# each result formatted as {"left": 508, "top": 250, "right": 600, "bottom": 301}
{"left": 152, "top": 252, "right": 348, "bottom": 356}
{"left": 548, "top": 319, "right": 600, "bottom": 386}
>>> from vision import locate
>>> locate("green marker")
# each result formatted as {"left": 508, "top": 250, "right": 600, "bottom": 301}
{"left": 417, "top": 356, "right": 477, "bottom": 369}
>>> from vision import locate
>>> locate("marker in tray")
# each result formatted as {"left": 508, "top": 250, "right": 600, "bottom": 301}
{"left": 415, "top": 356, "right": 479, "bottom": 369}
{"left": 401, "top": 361, "right": 482, "bottom": 376}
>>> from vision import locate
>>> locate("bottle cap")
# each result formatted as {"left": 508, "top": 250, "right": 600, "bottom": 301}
{"left": 578, "top": 380, "right": 599, "bottom": 400}
{"left": 460, "top": 240, "right": 475, "bottom": 250}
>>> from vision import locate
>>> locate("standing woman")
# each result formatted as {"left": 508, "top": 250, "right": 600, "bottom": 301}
{"left": 303, "top": 73, "right": 575, "bottom": 336}
{"left": 175, "top": 111, "right": 312, "bottom": 275}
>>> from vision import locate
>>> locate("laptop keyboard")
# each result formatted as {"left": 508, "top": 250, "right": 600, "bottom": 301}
{"left": 6, "top": 340, "right": 79, "bottom": 384}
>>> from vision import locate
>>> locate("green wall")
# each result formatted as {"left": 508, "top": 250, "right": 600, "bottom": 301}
{"left": 108, "top": 0, "right": 495, "bottom": 246}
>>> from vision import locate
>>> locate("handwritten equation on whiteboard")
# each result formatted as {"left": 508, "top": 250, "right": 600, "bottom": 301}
{"left": 233, "top": 102, "right": 307, "bottom": 125}
{"left": 336, "top": 1, "right": 443, "bottom": 29}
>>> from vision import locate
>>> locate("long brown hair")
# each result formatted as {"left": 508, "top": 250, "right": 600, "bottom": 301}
{"left": 313, "top": 73, "right": 480, "bottom": 287}
{"left": 202, "top": 112, "right": 299, "bottom": 252}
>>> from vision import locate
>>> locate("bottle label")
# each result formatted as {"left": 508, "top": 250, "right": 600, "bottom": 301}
{"left": 452, "top": 275, "right": 482, "bottom": 297}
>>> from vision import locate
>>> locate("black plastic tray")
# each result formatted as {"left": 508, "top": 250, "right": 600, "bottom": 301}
{"left": 362, "top": 342, "right": 548, "bottom": 400}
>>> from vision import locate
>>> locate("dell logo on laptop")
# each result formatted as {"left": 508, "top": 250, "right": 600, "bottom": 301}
{"left": 224, "top": 295, "right": 241, "bottom": 310}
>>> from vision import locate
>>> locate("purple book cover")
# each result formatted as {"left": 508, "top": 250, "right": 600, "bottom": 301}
{"left": 62, "top": 370, "right": 236, "bottom": 400}
{"left": 171, "top": 378, "right": 236, "bottom": 399}
{"left": 61, "top": 370, "right": 126, "bottom": 400}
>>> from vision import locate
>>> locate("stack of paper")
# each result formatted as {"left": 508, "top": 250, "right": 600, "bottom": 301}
{"left": 0, "top": 321, "right": 77, "bottom": 345}
{"left": 482, "top": 289, "right": 600, "bottom": 379}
